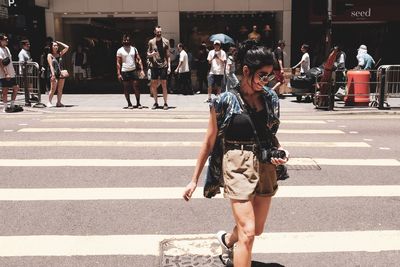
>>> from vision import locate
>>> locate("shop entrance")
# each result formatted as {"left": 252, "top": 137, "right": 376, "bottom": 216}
{"left": 62, "top": 17, "right": 157, "bottom": 93}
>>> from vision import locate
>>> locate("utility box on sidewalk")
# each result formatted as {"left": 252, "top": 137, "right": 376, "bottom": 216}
{"left": 345, "top": 70, "right": 370, "bottom": 106}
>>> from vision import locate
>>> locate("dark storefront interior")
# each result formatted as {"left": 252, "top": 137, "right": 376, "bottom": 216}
{"left": 292, "top": 0, "right": 400, "bottom": 69}
{"left": 180, "top": 12, "right": 278, "bottom": 55}
{"left": 0, "top": 0, "right": 46, "bottom": 62}
{"left": 62, "top": 17, "right": 157, "bottom": 93}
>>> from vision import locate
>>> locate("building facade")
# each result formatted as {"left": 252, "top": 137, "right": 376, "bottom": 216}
{"left": 292, "top": 0, "right": 400, "bottom": 68}
{"left": 45, "top": 0, "right": 292, "bottom": 66}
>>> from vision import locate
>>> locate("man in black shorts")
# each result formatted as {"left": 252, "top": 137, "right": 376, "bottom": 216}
{"left": 147, "top": 26, "right": 170, "bottom": 110}
{"left": 0, "top": 34, "right": 20, "bottom": 112}
{"left": 205, "top": 40, "right": 226, "bottom": 102}
{"left": 116, "top": 34, "right": 145, "bottom": 109}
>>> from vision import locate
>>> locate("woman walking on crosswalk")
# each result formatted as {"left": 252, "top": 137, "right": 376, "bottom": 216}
{"left": 183, "top": 43, "right": 289, "bottom": 267}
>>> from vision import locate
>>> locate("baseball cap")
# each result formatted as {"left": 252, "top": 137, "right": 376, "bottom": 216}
{"left": 213, "top": 40, "right": 221, "bottom": 45}
{"left": 358, "top": 44, "right": 367, "bottom": 51}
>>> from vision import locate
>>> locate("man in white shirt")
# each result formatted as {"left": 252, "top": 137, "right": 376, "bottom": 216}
{"left": 175, "top": 43, "right": 192, "bottom": 95}
{"left": 116, "top": 34, "right": 145, "bottom": 109}
{"left": 18, "top": 39, "right": 37, "bottom": 105}
{"left": 292, "top": 44, "right": 310, "bottom": 75}
{"left": 0, "top": 34, "right": 19, "bottom": 112}
{"left": 205, "top": 40, "right": 226, "bottom": 102}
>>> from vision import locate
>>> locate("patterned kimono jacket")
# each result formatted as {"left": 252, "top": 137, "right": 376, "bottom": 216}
{"left": 203, "top": 86, "right": 280, "bottom": 198}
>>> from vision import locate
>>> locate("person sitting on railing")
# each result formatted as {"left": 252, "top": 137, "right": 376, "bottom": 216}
{"left": 0, "top": 33, "right": 20, "bottom": 113}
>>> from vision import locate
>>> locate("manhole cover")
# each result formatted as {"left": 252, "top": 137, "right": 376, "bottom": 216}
{"left": 287, "top": 158, "right": 321, "bottom": 170}
{"left": 160, "top": 238, "right": 223, "bottom": 267}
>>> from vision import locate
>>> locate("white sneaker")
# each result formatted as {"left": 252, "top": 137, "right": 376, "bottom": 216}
{"left": 46, "top": 102, "right": 53, "bottom": 108}
{"left": 216, "top": 231, "right": 233, "bottom": 266}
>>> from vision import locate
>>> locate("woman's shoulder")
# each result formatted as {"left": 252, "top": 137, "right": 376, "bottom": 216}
{"left": 210, "top": 91, "right": 238, "bottom": 111}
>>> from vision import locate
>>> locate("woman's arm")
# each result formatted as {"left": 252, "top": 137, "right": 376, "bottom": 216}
{"left": 57, "top": 41, "right": 69, "bottom": 56}
{"left": 183, "top": 108, "right": 218, "bottom": 201}
{"left": 47, "top": 54, "right": 55, "bottom": 79}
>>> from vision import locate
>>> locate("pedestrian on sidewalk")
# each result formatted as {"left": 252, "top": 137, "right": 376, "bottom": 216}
{"left": 168, "top": 38, "right": 179, "bottom": 93}
{"left": 175, "top": 43, "right": 192, "bottom": 95}
{"left": 72, "top": 44, "right": 87, "bottom": 81}
{"left": 116, "top": 34, "right": 144, "bottom": 109}
{"left": 225, "top": 46, "right": 239, "bottom": 90}
{"left": 273, "top": 40, "right": 286, "bottom": 96}
{"left": 205, "top": 40, "right": 226, "bottom": 102}
{"left": 183, "top": 46, "right": 289, "bottom": 267}
{"left": 196, "top": 42, "right": 209, "bottom": 94}
{"left": 291, "top": 43, "right": 310, "bottom": 76}
{"left": 0, "top": 33, "right": 20, "bottom": 113}
{"left": 147, "top": 26, "right": 170, "bottom": 110}
{"left": 47, "top": 41, "right": 69, "bottom": 108}
{"left": 18, "top": 39, "right": 37, "bottom": 106}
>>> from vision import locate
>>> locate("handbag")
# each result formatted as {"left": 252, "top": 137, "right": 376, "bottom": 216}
{"left": 60, "top": 69, "right": 69, "bottom": 78}
{"left": 2, "top": 57, "right": 10, "bottom": 66}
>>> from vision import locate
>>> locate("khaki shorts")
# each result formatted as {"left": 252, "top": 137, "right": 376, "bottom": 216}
{"left": 222, "top": 148, "right": 278, "bottom": 200}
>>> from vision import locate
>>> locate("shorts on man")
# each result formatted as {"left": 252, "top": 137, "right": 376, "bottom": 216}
{"left": 0, "top": 78, "right": 17, "bottom": 87}
{"left": 121, "top": 70, "right": 139, "bottom": 81}
{"left": 208, "top": 74, "right": 224, "bottom": 88}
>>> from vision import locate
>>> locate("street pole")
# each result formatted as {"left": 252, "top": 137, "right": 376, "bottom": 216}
{"left": 325, "top": 0, "right": 332, "bottom": 56}
{"left": 326, "top": 0, "right": 334, "bottom": 110}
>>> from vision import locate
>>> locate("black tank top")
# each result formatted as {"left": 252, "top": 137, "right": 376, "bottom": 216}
{"left": 225, "top": 109, "right": 271, "bottom": 144}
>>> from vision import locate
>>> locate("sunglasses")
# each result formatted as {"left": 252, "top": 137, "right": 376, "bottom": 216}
{"left": 257, "top": 72, "right": 274, "bottom": 83}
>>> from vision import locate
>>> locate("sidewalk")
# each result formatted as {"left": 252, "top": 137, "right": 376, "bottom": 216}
{"left": 19, "top": 93, "right": 400, "bottom": 114}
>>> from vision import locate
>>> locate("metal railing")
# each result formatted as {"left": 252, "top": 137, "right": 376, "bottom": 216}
{"left": 0, "top": 61, "right": 42, "bottom": 107}
{"left": 289, "top": 66, "right": 400, "bottom": 110}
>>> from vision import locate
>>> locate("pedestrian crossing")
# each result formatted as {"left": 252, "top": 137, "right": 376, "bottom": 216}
{"left": 0, "top": 109, "right": 399, "bottom": 266}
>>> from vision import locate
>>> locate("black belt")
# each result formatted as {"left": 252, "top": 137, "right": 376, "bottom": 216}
{"left": 225, "top": 142, "right": 257, "bottom": 152}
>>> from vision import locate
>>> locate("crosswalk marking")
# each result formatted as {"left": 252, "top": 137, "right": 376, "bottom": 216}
{"left": 0, "top": 141, "right": 369, "bottom": 148}
{"left": 40, "top": 118, "right": 327, "bottom": 124}
{"left": 1, "top": 231, "right": 399, "bottom": 257}
{"left": 0, "top": 186, "right": 399, "bottom": 201}
{"left": 18, "top": 128, "right": 345, "bottom": 134}
{"left": 0, "top": 158, "right": 398, "bottom": 167}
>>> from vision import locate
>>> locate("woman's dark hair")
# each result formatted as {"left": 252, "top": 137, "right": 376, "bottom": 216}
{"left": 51, "top": 42, "right": 59, "bottom": 54}
{"left": 0, "top": 33, "right": 7, "bottom": 41}
{"left": 238, "top": 39, "right": 274, "bottom": 77}
{"left": 122, "top": 34, "right": 131, "bottom": 41}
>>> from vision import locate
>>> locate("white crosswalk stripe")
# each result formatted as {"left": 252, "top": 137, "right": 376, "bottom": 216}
{"left": 0, "top": 186, "right": 399, "bottom": 201}
{"left": 1, "top": 231, "right": 399, "bottom": 257}
{"left": 0, "top": 141, "right": 370, "bottom": 147}
{"left": 0, "top": 158, "right": 398, "bottom": 167}
{"left": 18, "top": 128, "right": 346, "bottom": 134}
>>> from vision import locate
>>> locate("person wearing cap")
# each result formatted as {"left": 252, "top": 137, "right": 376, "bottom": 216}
{"left": 356, "top": 44, "right": 375, "bottom": 70}
{"left": 205, "top": 40, "right": 226, "bottom": 102}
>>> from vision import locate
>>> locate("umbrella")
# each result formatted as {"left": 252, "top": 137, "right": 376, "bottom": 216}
{"left": 209, "top": 33, "right": 235, "bottom": 44}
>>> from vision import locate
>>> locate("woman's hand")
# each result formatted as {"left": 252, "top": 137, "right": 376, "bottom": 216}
{"left": 271, "top": 148, "right": 289, "bottom": 166}
{"left": 51, "top": 74, "right": 56, "bottom": 81}
{"left": 183, "top": 181, "right": 197, "bottom": 201}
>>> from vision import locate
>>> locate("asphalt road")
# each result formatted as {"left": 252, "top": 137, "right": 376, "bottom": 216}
{"left": 0, "top": 94, "right": 400, "bottom": 266}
